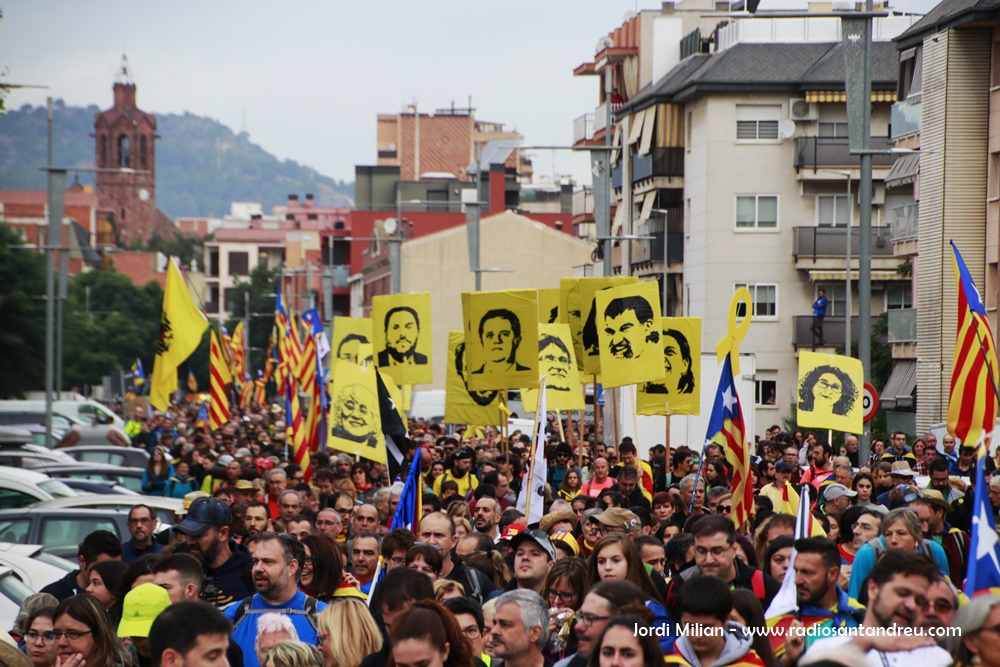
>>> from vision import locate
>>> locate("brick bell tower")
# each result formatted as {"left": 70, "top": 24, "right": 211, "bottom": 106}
{"left": 94, "top": 56, "right": 161, "bottom": 246}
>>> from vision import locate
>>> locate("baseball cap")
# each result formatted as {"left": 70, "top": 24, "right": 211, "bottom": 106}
{"left": 174, "top": 497, "right": 231, "bottom": 536}
{"left": 219, "top": 454, "right": 235, "bottom": 466}
{"left": 235, "top": 447, "right": 252, "bottom": 458}
{"left": 775, "top": 461, "right": 793, "bottom": 473}
{"left": 498, "top": 523, "right": 529, "bottom": 542}
{"left": 595, "top": 508, "right": 640, "bottom": 532}
{"left": 117, "top": 583, "right": 171, "bottom": 638}
{"left": 510, "top": 529, "right": 557, "bottom": 561}
{"left": 823, "top": 483, "right": 857, "bottom": 500}
{"left": 455, "top": 446, "right": 474, "bottom": 460}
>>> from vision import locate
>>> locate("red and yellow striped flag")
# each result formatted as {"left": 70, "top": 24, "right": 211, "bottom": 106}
{"left": 286, "top": 379, "right": 312, "bottom": 481}
{"left": 299, "top": 333, "right": 321, "bottom": 452}
{"left": 209, "top": 329, "right": 232, "bottom": 430}
{"left": 231, "top": 322, "right": 247, "bottom": 381}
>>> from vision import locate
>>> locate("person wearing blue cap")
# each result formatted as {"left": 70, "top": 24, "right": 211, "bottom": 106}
{"left": 174, "top": 496, "right": 253, "bottom": 607}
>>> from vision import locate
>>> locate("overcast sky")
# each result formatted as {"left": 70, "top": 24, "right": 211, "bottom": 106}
{"left": 1, "top": 0, "right": 940, "bottom": 188}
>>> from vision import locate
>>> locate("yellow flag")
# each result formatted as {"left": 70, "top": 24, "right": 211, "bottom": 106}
{"left": 637, "top": 317, "right": 702, "bottom": 416}
{"left": 372, "top": 293, "right": 433, "bottom": 385}
{"left": 521, "top": 324, "right": 585, "bottom": 412}
{"left": 328, "top": 360, "right": 386, "bottom": 464}
{"left": 594, "top": 280, "right": 664, "bottom": 388}
{"left": 445, "top": 331, "right": 502, "bottom": 426}
{"left": 462, "top": 289, "right": 540, "bottom": 391}
{"left": 796, "top": 351, "right": 864, "bottom": 434}
{"left": 150, "top": 260, "right": 208, "bottom": 411}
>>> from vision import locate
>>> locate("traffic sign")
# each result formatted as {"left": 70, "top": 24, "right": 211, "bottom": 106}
{"left": 862, "top": 382, "right": 879, "bottom": 422}
{"left": 595, "top": 383, "right": 605, "bottom": 406}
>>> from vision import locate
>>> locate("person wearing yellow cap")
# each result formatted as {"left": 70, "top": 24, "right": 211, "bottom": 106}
{"left": 117, "top": 583, "right": 171, "bottom": 667}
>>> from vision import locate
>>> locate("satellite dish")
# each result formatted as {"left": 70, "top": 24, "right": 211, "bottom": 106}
{"left": 596, "top": 35, "right": 615, "bottom": 52}
{"left": 383, "top": 217, "right": 398, "bottom": 235}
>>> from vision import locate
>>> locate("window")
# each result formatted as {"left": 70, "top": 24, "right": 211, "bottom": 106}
{"left": 228, "top": 251, "right": 249, "bottom": 276}
{"left": 886, "top": 284, "right": 912, "bottom": 310}
{"left": 735, "top": 283, "right": 778, "bottom": 319}
{"left": 139, "top": 136, "right": 148, "bottom": 168}
{"left": 685, "top": 111, "right": 693, "bottom": 150}
{"left": 755, "top": 379, "right": 777, "bottom": 406}
{"left": 818, "top": 122, "right": 849, "bottom": 139}
{"left": 817, "top": 284, "right": 847, "bottom": 317}
{"left": 117, "top": 135, "right": 130, "bottom": 167}
{"left": 736, "top": 195, "right": 778, "bottom": 229}
{"left": 41, "top": 517, "right": 119, "bottom": 558}
{"left": 817, "top": 195, "right": 849, "bottom": 227}
{"left": 0, "top": 489, "right": 39, "bottom": 510}
{"left": 736, "top": 105, "right": 780, "bottom": 141}
{"left": 0, "top": 519, "right": 30, "bottom": 544}
{"left": 100, "top": 135, "right": 108, "bottom": 165}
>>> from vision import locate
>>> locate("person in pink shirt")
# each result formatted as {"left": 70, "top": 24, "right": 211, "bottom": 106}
{"left": 583, "top": 458, "right": 616, "bottom": 497}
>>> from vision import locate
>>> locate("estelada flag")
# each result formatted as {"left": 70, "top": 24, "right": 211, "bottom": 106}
{"left": 445, "top": 331, "right": 501, "bottom": 426}
{"left": 560, "top": 276, "right": 638, "bottom": 375}
{"left": 462, "top": 289, "right": 539, "bottom": 391}
{"left": 371, "top": 293, "right": 433, "bottom": 385}
{"left": 520, "top": 323, "right": 585, "bottom": 412}
{"left": 637, "top": 317, "right": 701, "bottom": 416}
{"left": 328, "top": 359, "right": 386, "bottom": 464}
{"left": 796, "top": 351, "right": 864, "bottom": 434}
{"left": 150, "top": 259, "right": 208, "bottom": 411}
{"left": 594, "top": 280, "right": 664, "bottom": 388}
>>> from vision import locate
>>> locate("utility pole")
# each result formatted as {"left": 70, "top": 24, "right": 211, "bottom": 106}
{"left": 44, "top": 99, "right": 67, "bottom": 441}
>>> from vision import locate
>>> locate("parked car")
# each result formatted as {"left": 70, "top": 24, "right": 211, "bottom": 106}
{"left": 52, "top": 478, "right": 138, "bottom": 495}
{"left": 0, "top": 543, "right": 74, "bottom": 590}
{"left": 0, "top": 426, "right": 78, "bottom": 465}
{"left": 0, "top": 507, "right": 170, "bottom": 559}
{"left": 34, "top": 495, "right": 181, "bottom": 525}
{"left": 0, "top": 565, "right": 37, "bottom": 631}
{"left": 0, "top": 467, "right": 77, "bottom": 509}
{"left": 61, "top": 445, "right": 150, "bottom": 468}
{"left": 26, "top": 463, "right": 145, "bottom": 493}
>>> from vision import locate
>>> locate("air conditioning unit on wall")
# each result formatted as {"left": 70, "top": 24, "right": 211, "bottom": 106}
{"left": 789, "top": 99, "right": 819, "bottom": 122}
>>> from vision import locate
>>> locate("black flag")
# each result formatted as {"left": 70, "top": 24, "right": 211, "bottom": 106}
{"left": 376, "top": 369, "right": 408, "bottom": 479}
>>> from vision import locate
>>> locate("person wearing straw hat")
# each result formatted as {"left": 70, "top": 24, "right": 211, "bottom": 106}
{"left": 875, "top": 462, "right": 918, "bottom": 508}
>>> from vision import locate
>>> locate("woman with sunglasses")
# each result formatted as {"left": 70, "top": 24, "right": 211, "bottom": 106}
{"left": 543, "top": 558, "right": 587, "bottom": 663}
{"left": 23, "top": 606, "right": 58, "bottom": 667}
{"left": 52, "top": 594, "right": 129, "bottom": 667}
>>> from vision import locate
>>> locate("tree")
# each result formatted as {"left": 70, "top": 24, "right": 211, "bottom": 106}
{"left": 224, "top": 264, "right": 278, "bottom": 375}
{"left": 0, "top": 223, "right": 46, "bottom": 396}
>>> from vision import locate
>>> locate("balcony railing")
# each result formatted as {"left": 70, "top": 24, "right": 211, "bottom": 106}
{"left": 795, "top": 136, "right": 896, "bottom": 171}
{"left": 793, "top": 226, "right": 895, "bottom": 260}
{"left": 595, "top": 104, "right": 608, "bottom": 133}
{"left": 325, "top": 265, "right": 350, "bottom": 289}
{"left": 573, "top": 113, "right": 595, "bottom": 144}
{"left": 792, "top": 315, "right": 859, "bottom": 349}
{"left": 887, "top": 308, "right": 917, "bottom": 343}
{"left": 613, "top": 147, "right": 685, "bottom": 187}
{"left": 890, "top": 100, "right": 921, "bottom": 139}
{"left": 572, "top": 188, "right": 594, "bottom": 217}
{"left": 889, "top": 203, "right": 919, "bottom": 241}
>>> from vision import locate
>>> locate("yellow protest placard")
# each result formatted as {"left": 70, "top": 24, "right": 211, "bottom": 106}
{"left": 561, "top": 276, "right": 639, "bottom": 375}
{"left": 637, "top": 317, "right": 702, "bottom": 416}
{"left": 328, "top": 360, "right": 386, "bottom": 464}
{"left": 445, "top": 331, "right": 502, "bottom": 425}
{"left": 796, "top": 351, "right": 864, "bottom": 434}
{"left": 521, "top": 324, "right": 586, "bottom": 412}
{"left": 462, "top": 290, "right": 539, "bottom": 391}
{"left": 594, "top": 281, "right": 664, "bottom": 388}
{"left": 538, "top": 288, "right": 561, "bottom": 324}
{"left": 371, "top": 293, "right": 432, "bottom": 385}
{"left": 331, "top": 317, "right": 373, "bottom": 366}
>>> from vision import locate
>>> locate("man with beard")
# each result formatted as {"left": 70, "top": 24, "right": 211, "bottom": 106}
{"left": 554, "top": 581, "right": 650, "bottom": 667}
{"left": 802, "top": 550, "right": 950, "bottom": 667}
{"left": 644, "top": 328, "right": 695, "bottom": 395}
{"left": 174, "top": 497, "right": 253, "bottom": 607}
{"left": 331, "top": 384, "right": 379, "bottom": 447}
{"left": 225, "top": 532, "right": 327, "bottom": 667}
{"left": 473, "top": 496, "right": 500, "bottom": 540}
{"left": 602, "top": 295, "right": 658, "bottom": 360}
{"left": 377, "top": 306, "right": 427, "bottom": 366}
{"left": 243, "top": 501, "right": 270, "bottom": 541}
{"left": 122, "top": 504, "right": 163, "bottom": 563}
{"left": 775, "top": 537, "right": 864, "bottom": 661}
{"left": 472, "top": 309, "right": 530, "bottom": 376}
{"left": 432, "top": 446, "right": 480, "bottom": 498}
{"left": 490, "top": 590, "right": 550, "bottom": 667}
{"left": 455, "top": 341, "right": 499, "bottom": 406}
{"left": 539, "top": 335, "right": 573, "bottom": 392}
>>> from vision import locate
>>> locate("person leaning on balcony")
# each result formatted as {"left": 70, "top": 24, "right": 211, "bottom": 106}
{"left": 810, "top": 289, "right": 829, "bottom": 350}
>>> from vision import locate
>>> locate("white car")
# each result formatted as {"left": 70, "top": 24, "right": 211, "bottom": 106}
{"left": 33, "top": 495, "right": 183, "bottom": 526}
{"left": 0, "top": 543, "right": 74, "bottom": 590}
{"left": 0, "top": 467, "right": 77, "bottom": 508}
{"left": 0, "top": 566, "right": 35, "bottom": 632}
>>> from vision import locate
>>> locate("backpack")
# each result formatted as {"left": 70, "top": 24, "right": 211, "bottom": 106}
{"left": 230, "top": 594, "right": 321, "bottom": 633}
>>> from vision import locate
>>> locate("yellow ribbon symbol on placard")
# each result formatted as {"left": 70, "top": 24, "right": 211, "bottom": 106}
{"left": 499, "top": 402, "right": 512, "bottom": 418}
{"left": 468, "top": 426, "right": 485, "bottom": 440}
{"left": 716, "top": 287, "right": 753, "bottom": 375}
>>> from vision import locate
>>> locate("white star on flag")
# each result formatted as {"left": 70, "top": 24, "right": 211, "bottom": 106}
{"left": 722, "top": 386, "right": 738, "bottom": 415}
{"left": 975, "top": 502, "right": 1000, "bottom": 568}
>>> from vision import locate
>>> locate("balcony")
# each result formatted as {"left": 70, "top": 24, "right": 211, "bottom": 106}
{"left": 891, "top": 100, "right": 921, "bottom": 140}
{"left": 888, "top": 308, "right": 917, "bottom": 359}
{"left": 792, "top": 315, "right": 858, "bottom": 350}
{"left": 793, "top": 226, "right": 896, "bottom": 272}
{"left": 794, "top": 137, "right": 896, "bottom": 173}
{"left": 572, "top": 188, "right": 594, "bottom": 220}
{"left": 612, "top": 147, "right": 685, "bottom": 188}
{"left": 888, "top": 202, "right": 918, "bottom": 257}
{"left": 631, "top": 217, "right": 685, "bottom": 266}
{"left": 573, "top": 113, "right": 595, "bottom": 144}
{"left": 324, "top": 265, "right": 350, "bottom": 293}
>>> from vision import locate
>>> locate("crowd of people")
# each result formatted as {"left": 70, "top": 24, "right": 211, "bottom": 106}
{"left": 5, "top": 403, "right": 997, "bottom": 667}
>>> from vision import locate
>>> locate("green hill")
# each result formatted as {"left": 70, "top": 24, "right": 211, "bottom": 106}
{"left": 0, "top": 100, "right": 353, "bottom": 219}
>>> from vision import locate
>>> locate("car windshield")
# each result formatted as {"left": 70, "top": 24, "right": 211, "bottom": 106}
{"left": 38, "top": 480, "right": 76, "bottom": 498}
